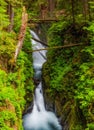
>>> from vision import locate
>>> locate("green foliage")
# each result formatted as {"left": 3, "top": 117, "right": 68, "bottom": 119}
{"left": 43, "top": 15, "right": 94, "bottom": 129}
{"left": 0, "top": 110, "right": 17, "bottom": 126}
{"left": 0, "top": 70, "right": 23, "bottom": 130}
{"left": 6, "top": 0, "right": 22, "bottom": 6}
{"left": 50, "top": 60, "right": 72, "bottom": 92}
{"left": 1, "top": 0, "right": 94, "bottom": 130}
{"left": 48, "top": 20, "right": 70, "bottom": 46}
{"left": 0, "top": 0, "right": 9, "bottom": 29}
{"left": 0, "top": 49, "right": 34, "bottom": 129}
{"left": 0, "top": 0, "right": 17, "bottom": 61}
{"left": 0, "top": 1, "right": 34, "bottom": 129}
{"left": 14, "top": 8, "right": 22, "bottom": 33}
{"left": 49, "top": 21, "right": 69, "bottom": 34}
{"left": 87, "top": 123, "right": 94, "bottom": 130}
{"left": 23, "top": 0, "right": 47, "bottom": 19}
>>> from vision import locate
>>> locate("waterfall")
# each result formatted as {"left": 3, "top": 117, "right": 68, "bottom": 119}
{"left": 30, "top": 30, "right": 46, "bottom": 80}
{"left": 23, "top": 30, "right": 62, "bottom": 130}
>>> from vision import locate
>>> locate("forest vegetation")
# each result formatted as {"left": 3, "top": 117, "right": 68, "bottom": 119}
{"left": 0, "top": 0, "right": 94, "bottom": 130}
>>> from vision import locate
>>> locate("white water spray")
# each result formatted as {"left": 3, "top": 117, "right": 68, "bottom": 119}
{"left": 23, "top": 30, "right": 62, "bottom": 130}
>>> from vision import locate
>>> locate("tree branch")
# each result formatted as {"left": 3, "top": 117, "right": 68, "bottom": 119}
{"left": 14, "top": 7, "right": 28, "bottom": 62}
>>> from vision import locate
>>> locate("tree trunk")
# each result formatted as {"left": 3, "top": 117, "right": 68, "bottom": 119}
{"left": 88, "top": 0, "right": 92, "bottom": 21}
{"left": 82, "top": 0, "right": 89, "bottom": 21}
{"left": 47, "top": 0, "right": 55, "bottom": 17}
{"left": 7, "top": 4, "right": 14, "bottom": 32}
{"left": 71, "top": 0, "right": 75, "bottom": 25}
{"left": 14, "top": 7, "right": 28, "bottom": 62}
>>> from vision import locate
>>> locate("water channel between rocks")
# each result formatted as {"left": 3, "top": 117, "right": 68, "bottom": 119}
{"left": 23, "top": 30, "right": 62, "bottom": 130}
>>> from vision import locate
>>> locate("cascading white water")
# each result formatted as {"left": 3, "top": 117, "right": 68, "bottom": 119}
{"left": 23, "top": 30, "right": 62, "bottom": 130}
{"left": 30, "top": 30, "right": 46, "bottom": 80}
{"left": 34, "top": 82, "right": 45, "bottom": 112}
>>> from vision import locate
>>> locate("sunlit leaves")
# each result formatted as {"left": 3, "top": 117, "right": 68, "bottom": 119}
{"left": 0, "top": 1, "right": 9, "bottom": 29}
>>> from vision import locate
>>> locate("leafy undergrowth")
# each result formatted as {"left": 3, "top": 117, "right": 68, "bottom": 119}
{"left": 43, "top": 20, "right": 94, "bottom": 130}
{"left": 0, "top": 1, "right": 34, "bottom": 129}
{"left": 0, "top": 50, "right": 34, "bottom": 130}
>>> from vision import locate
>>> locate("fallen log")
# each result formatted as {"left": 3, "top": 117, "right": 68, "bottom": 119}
{"left": 32, "top": 37, "right": 48, "bottom": 47}
{"left": 14, "top": 7, "right": 28, "bottom": 62}
{"left": 28, "top": 19, "right": 59, "bottom": 23}
{"left": 27, "top": 43, "right": 85, "bottom": 52}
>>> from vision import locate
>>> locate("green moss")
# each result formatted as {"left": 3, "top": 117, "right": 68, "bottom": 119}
{"left": 0, "top": 15, "right": 34, "bottom": 130}
{"left": 0, "top": 110, "right": 17, "bottom": 125}
{"left": 0, "top": 51, "right": 34, "bottom": 129}
{"left": 0, "top": 1, "right": 35, "bottom": 129}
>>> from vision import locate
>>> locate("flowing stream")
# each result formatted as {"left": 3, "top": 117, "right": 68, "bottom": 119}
{"left": 23, "top": 30, "right": 62, "bottom": 130}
